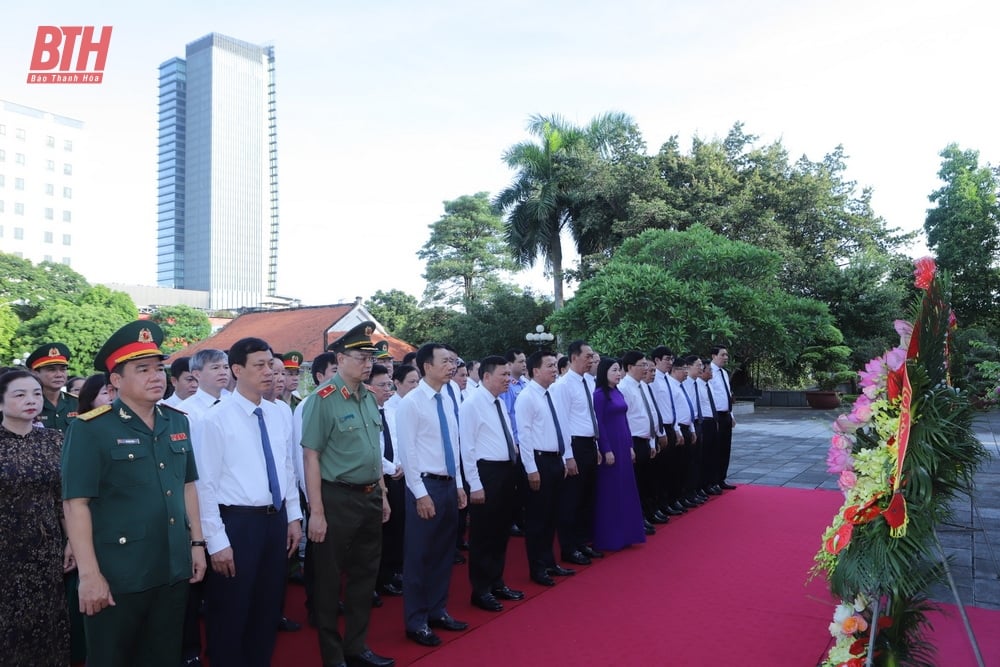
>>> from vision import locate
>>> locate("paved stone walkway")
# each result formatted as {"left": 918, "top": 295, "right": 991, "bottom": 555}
{"left": 726, "top": 406, "right": 1000, "bottom": 610}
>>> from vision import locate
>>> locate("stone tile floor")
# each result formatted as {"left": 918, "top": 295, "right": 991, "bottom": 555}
{"left": 727, "top": 407, "right": 1000, "bottom": 610}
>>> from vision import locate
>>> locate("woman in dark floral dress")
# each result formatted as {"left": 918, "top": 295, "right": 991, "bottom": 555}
{"left": 0, "top": 369, "right": 71, "bottom": 665}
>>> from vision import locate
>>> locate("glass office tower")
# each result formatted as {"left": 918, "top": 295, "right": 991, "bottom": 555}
{"left": 156, "top": 33, "right": 278, "bottom": 310}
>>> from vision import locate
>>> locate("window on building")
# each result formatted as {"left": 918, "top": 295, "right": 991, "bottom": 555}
{"left": 64, "top": 140, "right": 73, "bottom": 152}
{"left": 47, "top": 135, "right": 55, "bottom": 148}
{"left": 45, "top": 183, "right": 54, "bottom": 196}
{"left": 63, "top": 187, "right": 72, "bottom": 199}
{"left": 46, "top": 160, "right": 54, "bottom": 171}
{"left": 62, "top": 257, "right": 70, "bottom": 266}
{"left": 14, "top": 203, "right": 24, "bottom": 215}
{"left": 45, "top": 207, "right": 54, "bottom": 220}
{"left": 62, "top": 210, "right": 72, "bottom": 223}
{"left": 14, "top": 227, "right": 24, "bottom": 240}
{"left": 0, "top": 175, "right": 4, "bottom": 187}
{"left": 63, "top": 234, "right": 71, "bottom": 246}
{"left": 15, "top": 178, "right": 24, "bottom": 191}
{"left": 44, "top": 255, "right": 52, "bottom": 262}
{"left": 44, "top": 231, "right": 53, "bottom": 243}
{"left": 16, "top": 154, "right": 26, "bottom": 165}
{"left": 15, "top": 128, "right": 26, "bottom": 140}
{"left": 63, "top": 163, "right": 73, "bottom": 176}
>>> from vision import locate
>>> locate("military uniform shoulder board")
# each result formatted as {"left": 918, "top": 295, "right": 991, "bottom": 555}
{"left": 340, "top": 386, "right": 351, "bottom": 400}
{"left": 77, "top": 404, "right": 113, "bottom": 421}
{"left": 317, "top": 385, "right": 337, "bottom": 399}
{"left": 159, "top": 403, "right": 189, "bottom": 415}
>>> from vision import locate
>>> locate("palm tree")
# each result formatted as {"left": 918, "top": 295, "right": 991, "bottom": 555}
{"left": 494, "top": 112, "right": 638, "bottom": 310}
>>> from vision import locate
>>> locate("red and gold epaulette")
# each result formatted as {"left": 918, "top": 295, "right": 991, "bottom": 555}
{"left": 318, "top": 385, "right": 337, "bottom": 399}
{"left": 77, "top": 404, "right": 112, "bottom": 421}
{"left": 341, "top": 386, "right": 351, "bottom": 400}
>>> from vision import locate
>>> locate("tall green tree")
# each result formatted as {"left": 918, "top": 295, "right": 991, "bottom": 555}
{"left": 150, "top": 305, "right": 212, "bottom": 355}
{"left": 445, "top": 282, "right": 554, "bottom": 360}
{"left": 16, "top": 302, "right": 132, "bottom": 376}
{"left": 924, "top": 144, "right": 1000, "bottom": 332}
{"left": 417, "top": 193, "right": 515, "bottom": 307}
{"left": 365, "top": 289, "right": 421, "bottom": 334}
{"left": 0, "top": 305, "right": 20, "bottom": 367}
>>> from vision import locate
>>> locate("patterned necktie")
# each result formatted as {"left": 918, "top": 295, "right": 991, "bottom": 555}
{"left": 253, "top": 407, "right": 282, "bottom": 509}
{"left": 544, "top": 390, "right": 565, "bottom": 456}
{"left": 434, "top": 393, "right": 457, "bottom": 476}
{"left": 583, "top": 376, "right": 599, "bottom": 439}
{"left": 495, "top": 398, "right": 517, "bottom": 465}
{"left": 380, "top": 407, "right": 393, "bottom": 462}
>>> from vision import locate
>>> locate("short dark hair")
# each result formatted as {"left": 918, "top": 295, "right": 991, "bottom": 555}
{"left": 311, "top": 352, "right": 337, "bottom": 384}
{"left": 479, "top": 355, "right": 508, "bottom": 377}
{"left": 392, "top": 364, "right": 418, "bottom": 383}
{"left": 415, "top": 343, "right": 447, "bottom": 378}
{"left": 368, "top": 364, "right": 389, "bottom": 382}
{"left": 0, "top": 369, "right": 41, "bottom": 401}
{"left": 567, "top": 340, "right": 589, "bottom": 361}
{"left": 169, "top": 356, "right": 191, "bottom": 378}
{"left": 650, "top": 346, "right": 674, "bottom": 362}
{"left": 504, "top": 348, "right": 524, "bottom": 363}
{"left": 402, "top": 352, "right": 417, "bottom": 366}
{"left": 710, "top": 344, "right": 729, "bottom": 357}
{"left": 77, "top": 373, "right": 111, "bottom": 413}
{"left": 621, "top": 350, "right": 645, "bottom": 371}
{"left": 683, "top": 354, "right": 700, "bottom": 367}
{"left": 526, "top": 349, "right": 554, "bottom": 378}
{"left": 557, "top": 356, "right": 569, "bottom": 372}
{"left": 228, "top": 337, "right": 271, "bottom": 368}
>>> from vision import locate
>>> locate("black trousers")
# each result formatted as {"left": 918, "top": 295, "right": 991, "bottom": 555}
{"left": 699, "top": 417, "right": 719, "bottom": 489}
{"left": 716, "top": 411, "right": 734, "bottom": 484}
{"left": 313, "top": 482, "right": 383, "bottom": 665}
{"left": 205, "top": 506, "right": 288, "bottom": 667}
{"left": 378, "top": 474, "right": 406, "bottom": 586}
{"left": 558, "top": 436, "right": 599, "bottom": 555}
{"left": 403, "top": 477, "right": 458, "bottom": 632}
{"left": 653, "top": 428, "right": 678, "bottom": 509}
{"left": 631, "top": 436, "right": 656, "bottom": 517}
{"left": 523, "top": 452, "right": 564, "bottom": 576}
{"left": 469, "top": 460, "right": 517, "bottom": 595}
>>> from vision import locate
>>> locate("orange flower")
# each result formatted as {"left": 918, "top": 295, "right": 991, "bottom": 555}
{"left": 842, "top": 614, "right": 869, "bottom": 634}
{"left": 913, "top": 256, "right": 936, "bottom": 289}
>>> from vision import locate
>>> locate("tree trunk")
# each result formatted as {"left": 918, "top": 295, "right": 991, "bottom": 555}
{"left": 550, "top": 238, "right": 564, "bottom": 310}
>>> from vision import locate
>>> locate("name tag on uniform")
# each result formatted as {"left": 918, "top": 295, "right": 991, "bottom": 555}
{"left": 116, "top": 438, "right": 141, "bottom": 445}
{"left": 338, "top": 414, "right": 357, "bottom": 423}
{"left": 170, "top": 433, "right": 188, "bottom": 441}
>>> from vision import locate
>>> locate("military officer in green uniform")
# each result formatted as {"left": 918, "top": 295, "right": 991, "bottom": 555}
{"left": 62, "top": 321, "right": 207, "bottom": 667}
{"left": 27, "top": 342, "right": 79, "bottom": 432}
{"left": 302, "top": 321, "right": 395, "bottom": 667}
{"left": 282, "top": 350, "right": 304, "bottom": 411}
{"left": 373, "top": 340, "right": 394, "bottom": 376}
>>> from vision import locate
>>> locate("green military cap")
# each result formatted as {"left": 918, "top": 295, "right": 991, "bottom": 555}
{"left": 94, "top": 321, "right": 168, "bottom": 373}
{"left": 372, "top": 340, "right": 392, "bottom": 360}
{"left": 329, "top": 321, "right": 379, "bottom": 353}
{"left": 283, "top": 351, "right": 304, "bottom": 370}
{"left": 27, "top": 342, "right": 72, "bottom": 370}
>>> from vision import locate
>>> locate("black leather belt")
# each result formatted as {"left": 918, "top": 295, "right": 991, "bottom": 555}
{"left": 421, "top": 472, "right": 454, "bottom": 481}
{"left": 330, "top": 479, "right": 379, "bottom": 493}
{"left": 533, "top": 450, "right": 562, "bottom": 457}
{"left": 219, "top": 502, "right": 284, "bottom": 515}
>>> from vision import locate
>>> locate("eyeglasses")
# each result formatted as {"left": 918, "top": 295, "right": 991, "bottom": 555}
{"left": 371, "top": 382, "right": 394, "bottom": 390}
{"left": 344, "top": 353, "right": 374, "bottom": 364}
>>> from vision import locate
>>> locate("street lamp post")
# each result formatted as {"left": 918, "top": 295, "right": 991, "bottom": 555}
{"left": 524, "top": 324, "right": 555, "bottom": 348}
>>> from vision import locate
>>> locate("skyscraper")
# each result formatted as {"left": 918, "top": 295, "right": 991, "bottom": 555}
{"left": 157, "top": 33, "right": 279, "bottom": 310}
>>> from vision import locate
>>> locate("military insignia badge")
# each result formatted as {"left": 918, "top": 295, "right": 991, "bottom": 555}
{"left": 119, "top": 408, "right": 132, "bottom": 421}
{"left": 49, "top": 347, "right": 60, "bottom": 357}
{"left": 341, "top": 386, "right": 351, "bottom": 400}
{"left": 318, "top": 385, "right": 336, "bottom": 399}
{"left": 364, "top": 326, "right": 373, "bottom": 336}
{"left": 138, "top": 328, "right": 154, "bottom": 343}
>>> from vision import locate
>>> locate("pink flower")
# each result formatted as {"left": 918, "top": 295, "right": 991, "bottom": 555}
{"left": 894, "top": 319, "right": 913, "bottom": 348}
{"left": 863, "top": 384, "right": 879, "bottom": 399}
{"left": 858, "top": 356, "right": 885, "bottom": 390}
{"left": 849, "top": 394, "right": 872, "bottom": 424}
{"left": 913, "top": 256, "right": 936, "bottom": 289}
{"left": 833, "top": 415, "right": 856, "bottom": 434}
{"left": 885, "top": 347, "right": 906, "bottom": 372}
{"left": 831, "top": 433, "right": 853, "bottom": 451}
{"left": 838, "top": 470, "right": 857, "bottom": 492}
{"left": 827, "top": 446, "right": 852, "bottom": 473}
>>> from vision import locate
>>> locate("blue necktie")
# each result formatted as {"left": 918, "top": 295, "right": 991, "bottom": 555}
{"left": 679, "top": 383, "right": 695, "bottom": 423}
{"left": 445, "top": 383, "right": 461, "bottom": 424}
{"left": 544, "top": 390, "right": 565, "bottom": 456}
{"left": 693, "top": 382, "right": 703, "bottom": 419}
{"left": 435, "top": 393, "right": 457, "bottom": 477}
{"left": 665, "top": 375, "right": 677, "bottom": 426}
{"left": 253, "top": 406, "right": 282, "bottom": 509}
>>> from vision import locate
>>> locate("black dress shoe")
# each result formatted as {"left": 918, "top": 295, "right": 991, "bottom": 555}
{"left": 278, "top": 616, "right": 302, "bottom": 632}
{"left": 372, "top": 591, "right": 383, "bottom": 608}
{"left": 509, "top": 523, "right": 525, "bottom": 537}
{"left": 406, "top": 627, "right": 441, "bottom": 647}
{"left": 547, "top": 565, "right": 576, "bottom": 577}
{"left": 380, "top": 581, "right": 403, "bottom": 596}
{"left": 695, "top": 491, "right": 709, "bottom": 501}
{"left": 428, "top": 614, "right": 469, "bottom": 631}
{"left": 346, "top": 648, "right": 395, "bottom": 667}
{"left": 561, "top": 550, "right": 591, "bottom": 565}
{"left": 669, "top": 501, "right": 688, "bottom": 514}
{"left": 643, "top": 518, "right": 655, "bottom": 531}
{"left": 680, "top": 498, "right": 699, "bottom": 509}
{"left": 581, "top": 545, "right": 604, "bottom": 559}
{"left": 644, "top": 523, "right": 656, "bottom": 536}
{"left": 531, "top": 572, "right": 555, "bottom": 586}
{"left": 471, "top": 592, "right": 503, "bottom": 612}
{"left": 662, "top": 505, "right": 684, "bottom": 516}
{"left": 721, "top": 482, "right": 737, "bottom": 490}
{"left": 491, "top": 585, "right": 525, "bottom": 600}
{"left": 650, "top": 511, "right": 670, "bottom": 524}
{"left": 688, "top": 494, "right": 706, "bottom": 505}
{"left": 704, "top": 486, "right": 722, "bottom": 496}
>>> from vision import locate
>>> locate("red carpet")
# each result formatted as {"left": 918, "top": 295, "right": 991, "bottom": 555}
{"left": 273, "top": 486, "right": 1000, "bottom": 666}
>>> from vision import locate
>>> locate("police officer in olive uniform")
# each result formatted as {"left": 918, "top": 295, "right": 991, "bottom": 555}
{"left": 62, "top": 321, "right": 207, "bottom": 667}
{"left": 302, "top": 322, "right": 395, "bottom": 667}
{"left": 27, "top": 342, "right": 79, "bottom": 432}
{"left": 283, "top": 350, "right": 304, "bottom": 411}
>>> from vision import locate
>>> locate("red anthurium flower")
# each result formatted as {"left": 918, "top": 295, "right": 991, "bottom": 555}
{"left": 882, "top": 492, "right": 907, "bottom": 530}
{"left": 825, "top": 522, "right": 854, "bottom": 554}
{"left": 913, "top": 256, "right": 936, "bottom": 289}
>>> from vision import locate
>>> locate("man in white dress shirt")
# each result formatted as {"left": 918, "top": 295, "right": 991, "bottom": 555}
{"left": 709, "top": 345, "right": 738, "bottom": 490}
{"left": 177, "top": 349, "right": 230, "bottom": 420}
{"left": 162, "top": 356, "right": 197, "bottom": 408}
{"left": 460, "top": 355, "right": 525, "bottom": 612}
{"left": 515, "top": 349, "right": 576, "bottom": 586}
{"left": 397, "top": 343, "right": 469, "bottom": 647}
{"left": 194, "top": 337, "right": 302, "bottom": 667}
{"left": 618, "top": 351, "right": 659, "bottom": 534}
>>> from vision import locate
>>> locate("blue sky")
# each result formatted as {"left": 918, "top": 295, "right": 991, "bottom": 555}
{"left": 2, "top": 1, "right": 997, "bottom": 306}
